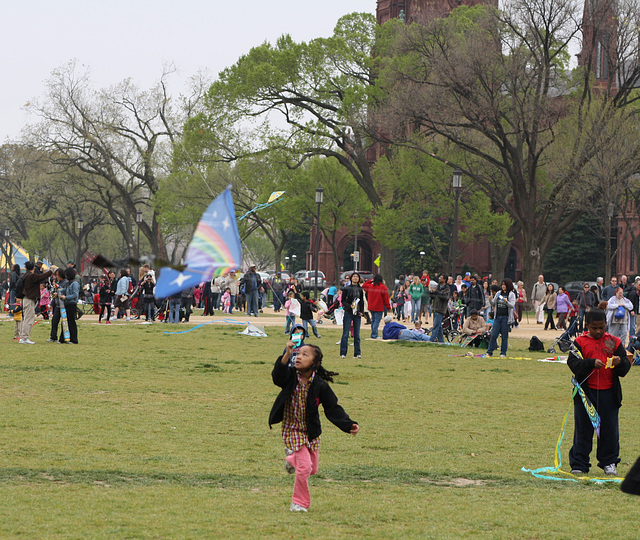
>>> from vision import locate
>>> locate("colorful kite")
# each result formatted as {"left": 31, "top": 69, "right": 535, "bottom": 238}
{"left": 238, "top": 191, "right": 285, "bottom": 221}
{"left": 155, "top": 188, "right": 242, "bottom": 298}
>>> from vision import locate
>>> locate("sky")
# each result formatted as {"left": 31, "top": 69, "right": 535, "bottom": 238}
{"left": 0, "top": 0, "right": 375, "bottom": 143}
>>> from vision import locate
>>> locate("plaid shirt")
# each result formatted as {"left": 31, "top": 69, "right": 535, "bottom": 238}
{"left": 282, "top": 371, "right": 320, "bottom": 452}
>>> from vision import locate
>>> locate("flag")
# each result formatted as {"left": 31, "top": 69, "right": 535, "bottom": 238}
{"left": 155, "top": 188, "right": 242, "bottom": 298}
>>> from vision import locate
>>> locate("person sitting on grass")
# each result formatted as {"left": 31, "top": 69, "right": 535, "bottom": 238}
{"left": 462, "top": 309, "right": 488, "bottom": 347}
{"left": 567, "top": 308, "right": 630, "bottom": 477}
{"left": 269, "top": 343, "right": 359, "bottom": 512}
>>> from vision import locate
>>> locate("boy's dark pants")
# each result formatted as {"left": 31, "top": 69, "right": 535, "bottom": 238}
{"left": 569, "top": 386, "right": 620, "bottom": 472}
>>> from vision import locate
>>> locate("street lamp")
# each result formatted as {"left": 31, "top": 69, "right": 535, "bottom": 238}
{"left": 420, "top": 251, "right": 425, "bottom": 271}
{"left": 285, "top": 256, "right": 290, "bottom": 272}
{"left": 291, "top": 254, "right": 297, "bottom": 274}
{"left": 314, "top": 187, "right": 324, "bottom": 299}
{"left": 450, "top": 169, "right": 463, "bottom": 277}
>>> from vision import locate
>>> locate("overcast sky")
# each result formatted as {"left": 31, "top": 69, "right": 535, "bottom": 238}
{"left": 1, "top": 0, "right": 375, "bottom": 143}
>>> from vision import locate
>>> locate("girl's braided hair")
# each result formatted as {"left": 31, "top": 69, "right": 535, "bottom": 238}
{"left": 306, "top": 344, "right": 339, "bottom": 383}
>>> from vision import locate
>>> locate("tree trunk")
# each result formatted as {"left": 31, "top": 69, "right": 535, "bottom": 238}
{"left": 380, "top": 244, "right": 396, "bottom": 291}
{"left": 489, "top": 241, "right": 511, "bottom": 284}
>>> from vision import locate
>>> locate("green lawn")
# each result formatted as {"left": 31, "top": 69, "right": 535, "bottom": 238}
{"left": 1, "top": 319, "right": 639, "bottom": 538}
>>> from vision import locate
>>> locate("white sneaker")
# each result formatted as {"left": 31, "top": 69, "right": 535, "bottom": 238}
{"left": 126, "top": 317, "right": 131, "bottom": 321}
{"left": 19, "top": 339, "right": 35, "bottom": 345}
{"left": 500, "top": 354, "right": 507, "bottom": 358}
{"left": 340, "top": 355, "right": 346, "bottom": 359}
{"left": 604, "top": 464, "right": 617, "bottom": 476}
{"left": 290, "top": 503, "right": 308, "bottom": 512}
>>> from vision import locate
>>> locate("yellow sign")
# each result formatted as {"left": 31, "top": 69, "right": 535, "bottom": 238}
{"left": 374, "top": 255, "right": 380, "bottom": 267}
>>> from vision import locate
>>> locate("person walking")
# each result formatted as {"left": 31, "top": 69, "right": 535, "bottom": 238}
{"left": 531, "top": 275, "right": 546, "bottom": 324}
{"left": 408, "top": 276, "right": 424, "bottom": 324}
{"left": 542, "top": 284, "right": 557, "bottom": 331}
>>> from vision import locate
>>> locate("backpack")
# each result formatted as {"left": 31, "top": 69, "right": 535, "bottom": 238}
{"left": 528, "top": 335, "right": 545, "bottom": 352}
{"left": 14, "top": 274, "right": 25, "bottom": 299}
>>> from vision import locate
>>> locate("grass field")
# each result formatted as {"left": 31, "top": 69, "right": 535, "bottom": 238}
{"left": 1, "top": 317, "right": 639, "bottom": 538}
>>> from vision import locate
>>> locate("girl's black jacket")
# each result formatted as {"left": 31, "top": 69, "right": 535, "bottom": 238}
{"left": 340, "top": 284, "right": 365, "bottom": 316}
{"left": 269, "top": 357, "right": 357, "bottom": 441}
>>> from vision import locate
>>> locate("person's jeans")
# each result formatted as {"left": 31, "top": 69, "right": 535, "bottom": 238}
{"left": 273, "top": 291, "right": 284, "bottom": 311}
{"left": 168, "top": 299, "right": 181, "bottom": 323}
{"left": 399, "top": 329, "right": 430, "bottom": 341}
{"left": 370, "top": 311, "right": 383, "bottom": 339}
{"left": 430, "top": 311, "right": 444, "bottom": 342}
{"left": 630, "top": 313, "right": 636, "bottom": 338}
{"left": 487, "top": 315, "right": 509, "bottom": 356}
{"left": 340, "top": 310, "right": 361, "bottom": 357}
{"left": 247, "top": 290, "right": 259, "bottom": 316}
{"left": 578, "top": 307, "right": 587, "bottom": 333}
{"left": 302, "top": 318, "right": 320, "bottom": 337}
{"left": 229, "top": 295, "right": 235, "bottom": 314}
{"left": 285, "top": 315, "right": 295, "bottom": 334}
{"left": 411, "top": 298, "right": 421, "bottom": 323}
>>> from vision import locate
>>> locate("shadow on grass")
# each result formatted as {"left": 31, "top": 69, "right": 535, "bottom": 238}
{"left": 0, "top": 465, "right": 504, "bottom": 489}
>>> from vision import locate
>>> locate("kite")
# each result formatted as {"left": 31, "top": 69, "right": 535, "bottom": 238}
{"left": 571, "top": 376, "right": 601, "bottom": 437}
{"left": 238, "top": 191, "right": 285, "bottom": 221}
{"left": 155, "top": 188, "right": 242, "bottom": 298}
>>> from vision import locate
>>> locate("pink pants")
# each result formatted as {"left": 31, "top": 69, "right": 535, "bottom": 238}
{"left": 286, "top": 446, "right": 319, "bottom": 509}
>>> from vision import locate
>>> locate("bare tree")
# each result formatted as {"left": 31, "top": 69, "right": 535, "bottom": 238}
{"left": 25, "top": 61, "right": 208, "bottom": 260}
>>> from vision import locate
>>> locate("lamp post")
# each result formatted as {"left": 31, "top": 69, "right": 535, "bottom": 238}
{"left": 420, "top": 251, "right": 425, "bottom": 271}
{"left": 450, "top": 169, "right": 463, "bottom": 277}
{"left": 314, "top": 187, "right": 324, "bottom": 299}
{"left": 285, "top": 256, "right": 290, "bottom": 272}
{"left": 76, "top": 218, "right": 84, "bottom": 269}
{"left": 291, "top": 254, "right": 297, "bottom": 274}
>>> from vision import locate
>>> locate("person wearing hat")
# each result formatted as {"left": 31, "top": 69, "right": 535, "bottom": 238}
{"left": 34, "top": 260, "right": 44, "bottom": 275}
{"left": 240, "top": 265, "right": 262, "bottom": 317}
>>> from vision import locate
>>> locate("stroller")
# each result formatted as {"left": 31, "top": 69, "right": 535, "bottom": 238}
{"left": 442, "top": 306, "right": 464, "bottom": 343}
{"left": 321, "top": 295, "right": 342, "bottom": 324}
{"left": 547, "top": 317, "right": 578, "bottom": 353}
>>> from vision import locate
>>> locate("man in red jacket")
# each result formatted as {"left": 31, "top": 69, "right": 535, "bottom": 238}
{"left": 362, "top": 274, "right": 391, "bottom": 339}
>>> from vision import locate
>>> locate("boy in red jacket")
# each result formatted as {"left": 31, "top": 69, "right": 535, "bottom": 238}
{"left": 567, "top": 309, "right": 630, "bottom": 476}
